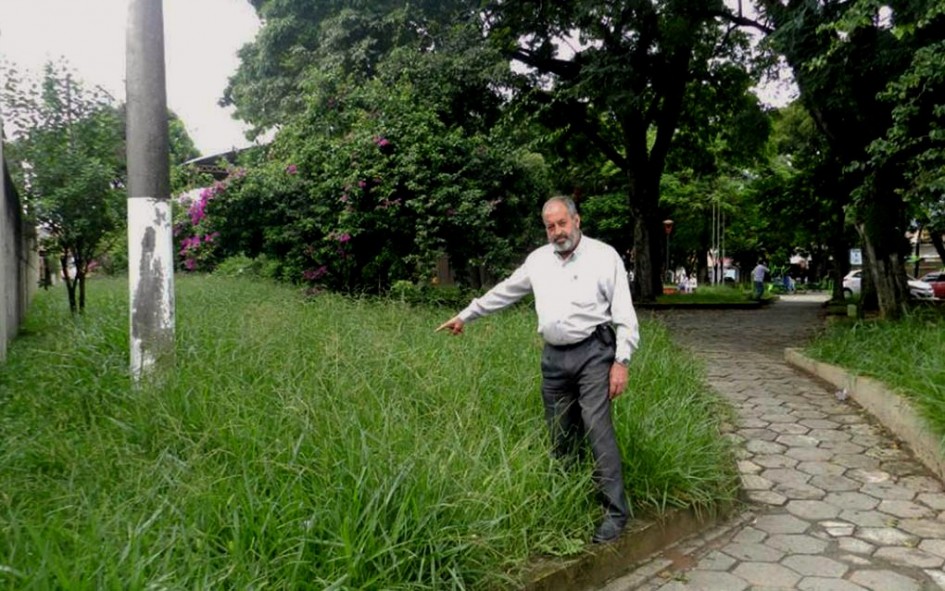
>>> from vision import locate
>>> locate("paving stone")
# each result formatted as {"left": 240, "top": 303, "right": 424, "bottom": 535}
{"left": 839, "top": 553, "right": 873, "bottom": 566}
{"left": 837, "top": 536, "right": 875, "bottom": 554}
{"left": 753, "top": 513, "right": 812, "bottom": 534}
{"left": 850, "top": 435, "right": 885, "bottom": 449}
{"left": 865, "top": 447, "right": 910, "bottom": 461}
{"left": 798, "top": 578, "right": 869, "bottom": 591}
{"left": 824, "top": 492, "right": 881, "bottom": 511}
{"left": 740, "top": 418, "right": 770, "bottom": 429}
{"left": 860, "top": 482, "right": 918, "bottom": 501}
{"left": 786, "top": 447, "right": 835, "bottom": 462}
{"left": 820, "top": 520, "right": 856, "bottom": 537}
{"left": 881, "top": 461, "right": 926, "bottom": 477}
{"left": 817, "top": 441, "right": 865, "bottom": 454}
{"left": 764, "top": 533, "right": 828, "bottom": 554}
{"left": 656, "top": 570, "right": 750, "bottom": 591}
{"left": 873, "top": 546, "right": 945, "bottom": 568}
{"left": 855, "top": 527, "right": 919, "bottom": 546}
{"left": 738, "top": 460, "right": 762, "bottom": 474}
{"left": 798, "top": 461, "right": 847, "bottom": 477}
{"left": 777, "top": 434, "right": 822, "bottom": 447}
{"left": 790, "top": 407, "right": 829, "bottom": 418}
{"left": 896, "top": 517, "right": 945, "bottom": 538}
{"left": 753, "top": 454, "right": 799, "bottom": 469}
{"left": 809, "top": 475, "right": 861, "bottom": 492}
{"left": 720, "top": 541, "right": 785, "bottom": 562}
{"left": 846, "top": 469, "right": 892, "bottom": 484}
{"left": 761, "top": 413, "right": 800, "bottom": 424}
{"left": 738, "top": 428, "right": 779, "bottom": 441}
{"left": 768, "top": 422, "right": 812, "bottom": 435}
{"left": 746, "top": 440, "right": 787, "bottom": 455}
{"left": 899, "top": 475, "right": 944, "bottom": 493}
{"left": 781, "top": 554, "right": 849, "bottom": 577}
{"left": 876, "top": 499, "right": 935, "bottom": 519}
{"left": 697, "top": 550, "right": 737, "bottom": 571}
{"left": 762, "top": 468, "right": 813, "bottom": 486}
{"left": 807, "top": 429, "right": 852, "bottom": 443}
{"left": 741, "top": 474, "right": 774, "bottom": 491}
{"left": 774, "top": 482, "right": 828, "bottom": 500}
{"left": 799, "top": 419, "right": 840, "bottom": 430}
{"left": 732, "top": 562, "right": 800, "bottom": 587}
{"left": 733, "top": 526, "right": 767, "bottom": 544}
{"left": 828, "top": 413, "right": 868, "bottom": 425}
{"left": 830, "top": 454, "right": 880, "bottom": 470}
{"left": 916, "top": 493, "right": 945, "bottom": 511}
{"left": 923, "top": 568, "right": 945, "bottom": 589}
{"left": 787, "top": 500, "right": 842, "bottom": 520}
{"left": 918, "top": 539, "right": 945, "bottom": 558}
{"left": 838, "top": 510, "right": 893, "bottom": 527}
{"left": 746, "top": 490, "right": 788, "bottom": 506}
{"left": 849, "top": 569, "right": 923, "bottom": 591}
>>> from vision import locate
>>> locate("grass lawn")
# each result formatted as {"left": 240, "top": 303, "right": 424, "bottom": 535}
{"left": 805, "top": 308, "right": 945, "bottom": 441}
{"left": 656, "top": 284, "right": 774, "bottom": 305}
{"left": 0, "top": 275, "right": 737, "bottom": 589}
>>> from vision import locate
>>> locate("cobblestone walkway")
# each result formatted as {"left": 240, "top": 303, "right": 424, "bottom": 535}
{"left": 603, "top": 295, "right": 945, "bottom": 591}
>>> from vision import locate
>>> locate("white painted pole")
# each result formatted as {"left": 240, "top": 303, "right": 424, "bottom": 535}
{"left": 126, "top": 0, "right": 175, "bottom": 381}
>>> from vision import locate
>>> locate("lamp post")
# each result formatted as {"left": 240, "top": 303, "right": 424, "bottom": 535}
{"left": 663, "top": 219, "right": 674, "bottom": 283}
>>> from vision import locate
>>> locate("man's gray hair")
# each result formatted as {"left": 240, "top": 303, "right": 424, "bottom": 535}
{"left": 542, "top": 196, "right": 578, "bottom": 218}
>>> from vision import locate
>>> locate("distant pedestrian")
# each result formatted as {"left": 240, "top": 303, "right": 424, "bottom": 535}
{"left": 752, "top": 260, "right": 769, "bottom": 300}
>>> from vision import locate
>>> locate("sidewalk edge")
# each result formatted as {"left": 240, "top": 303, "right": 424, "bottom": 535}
{"left": 784, "top": 347, "right": 945, "bottom": 482}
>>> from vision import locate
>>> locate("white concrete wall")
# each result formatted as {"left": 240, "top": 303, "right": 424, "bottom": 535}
{"left": 1, "top": 141, "right": 38, "bottom": 363}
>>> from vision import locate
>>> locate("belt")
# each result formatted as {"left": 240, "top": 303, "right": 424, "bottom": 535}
{"left": 546, "top": 324, "right": 614, "bottom": 350}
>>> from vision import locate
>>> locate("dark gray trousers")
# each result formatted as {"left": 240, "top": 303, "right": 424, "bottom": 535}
{"left": 540, "top": 329, "right": 629, "bottom": 522}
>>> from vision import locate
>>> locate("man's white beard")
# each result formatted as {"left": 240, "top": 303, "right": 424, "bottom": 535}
{"left": 551, "top": 231, "right": 580, "bottom": 253}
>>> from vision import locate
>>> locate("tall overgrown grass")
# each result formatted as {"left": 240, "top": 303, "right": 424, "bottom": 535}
{"left": 0, "top": 276, "right": 736, "bottom": 589}
{"left": 806, "top": 308, "right": 945, "bottom": 442}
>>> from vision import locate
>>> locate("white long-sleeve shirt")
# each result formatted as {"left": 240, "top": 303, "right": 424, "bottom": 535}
{"left": 458, "top": 235, "right": 640, "bottom": 363}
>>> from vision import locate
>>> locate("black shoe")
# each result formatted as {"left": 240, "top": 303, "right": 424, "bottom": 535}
{"left": 591, "top": 517, "right": 626, "bottom": 544}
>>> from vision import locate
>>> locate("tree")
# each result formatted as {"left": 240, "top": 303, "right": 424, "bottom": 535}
{"left": 203, "top": 56, "right": 551, "bottom": 292}
{"left": 2, "top": 61, "right": 124, "bottom": 313}
{"left": 222, "top": 0, "right": 479, "bottom": 139}
{"left": 483, "top": 0, "right": 763, "bottom": 300}
{"left": 749, "top": 0, "right": 943, "bottom": 317}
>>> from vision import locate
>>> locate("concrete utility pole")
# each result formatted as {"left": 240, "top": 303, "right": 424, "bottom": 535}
{"left": 126, "top": 0, "right": 175, "bottom": 381}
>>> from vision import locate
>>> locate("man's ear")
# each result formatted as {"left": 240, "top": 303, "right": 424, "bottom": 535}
{"left": 574, "top": 214, "right": 581, "bottom": 229}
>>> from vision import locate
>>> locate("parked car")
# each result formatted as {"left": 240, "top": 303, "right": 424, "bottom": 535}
{"left": 919, "top": 271, "right": 945, "bottom": 299}
{"left": 842, "top": 269, "right": 935, "bottom": 300}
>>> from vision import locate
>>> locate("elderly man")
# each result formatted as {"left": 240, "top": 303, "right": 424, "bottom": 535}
{"left": 437, "top": 196, "right": 640, "bottom": 543}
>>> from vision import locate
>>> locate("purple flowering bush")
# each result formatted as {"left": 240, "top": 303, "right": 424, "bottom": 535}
{"left": 209, "top": 70, "right": 551, "bottom": 292}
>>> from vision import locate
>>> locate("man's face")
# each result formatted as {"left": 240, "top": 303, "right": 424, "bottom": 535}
{"left": 543, "top": 201, "right": 581, "bottom": 253}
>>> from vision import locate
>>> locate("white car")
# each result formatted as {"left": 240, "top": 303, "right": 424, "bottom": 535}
{"left": 842, "top": 269, "right": 935, "bottom": 300}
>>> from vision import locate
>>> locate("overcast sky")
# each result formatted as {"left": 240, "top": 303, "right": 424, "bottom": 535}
{"left": 0, "top": 0, "right": 261, "bottom": 156}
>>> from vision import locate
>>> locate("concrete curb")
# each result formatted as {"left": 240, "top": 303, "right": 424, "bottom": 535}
{"left": 523, "top": 503, "right": 736, "bottom": 591}
{"left": 785, "top": 347, "right": 945, "bottom": 483}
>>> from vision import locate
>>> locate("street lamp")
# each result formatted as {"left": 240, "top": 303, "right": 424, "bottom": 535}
{"left": 663, "top": 219, "right": 674, "bottom": 282}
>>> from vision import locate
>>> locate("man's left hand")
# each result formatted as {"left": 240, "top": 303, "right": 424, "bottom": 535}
{"left": 609, "top": 363, "right": 628, "bottom": 400}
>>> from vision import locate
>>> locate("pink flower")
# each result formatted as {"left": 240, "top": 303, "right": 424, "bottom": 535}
{"left": 184, "top": 258, "right": 196, "bottom": 271}
{"left": 303, "top": 266, "right": 328, "bottom": 281}
{"left": 358, "top": 180, "right": 367, "bottom": 189}
{"left": 337, "top": 232, "right": 351, "bottom": 243}
{"left": 340, "top": 193, "right": 349, "bottom": 203}
{"left": 286, "top": 164, "right": 298, "bottom": 175}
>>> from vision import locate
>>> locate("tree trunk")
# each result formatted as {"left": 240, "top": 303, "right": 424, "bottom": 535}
{"left": 930, "top": 230, "right": 945, "bottom": 265}
{"left": 631, "top": 213, "right": 657, "bottom": 301}
{"left": 60, "top": 253, "right": 77, "bottom": 314}
{"left": 828, "top": 218, "right": 849, "bottom": 303}
{"left": 697, "top": 225, "right": 710, "bottom": 285}
{"left": 78, "top": 272, "right": 86, "bottom": 312}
